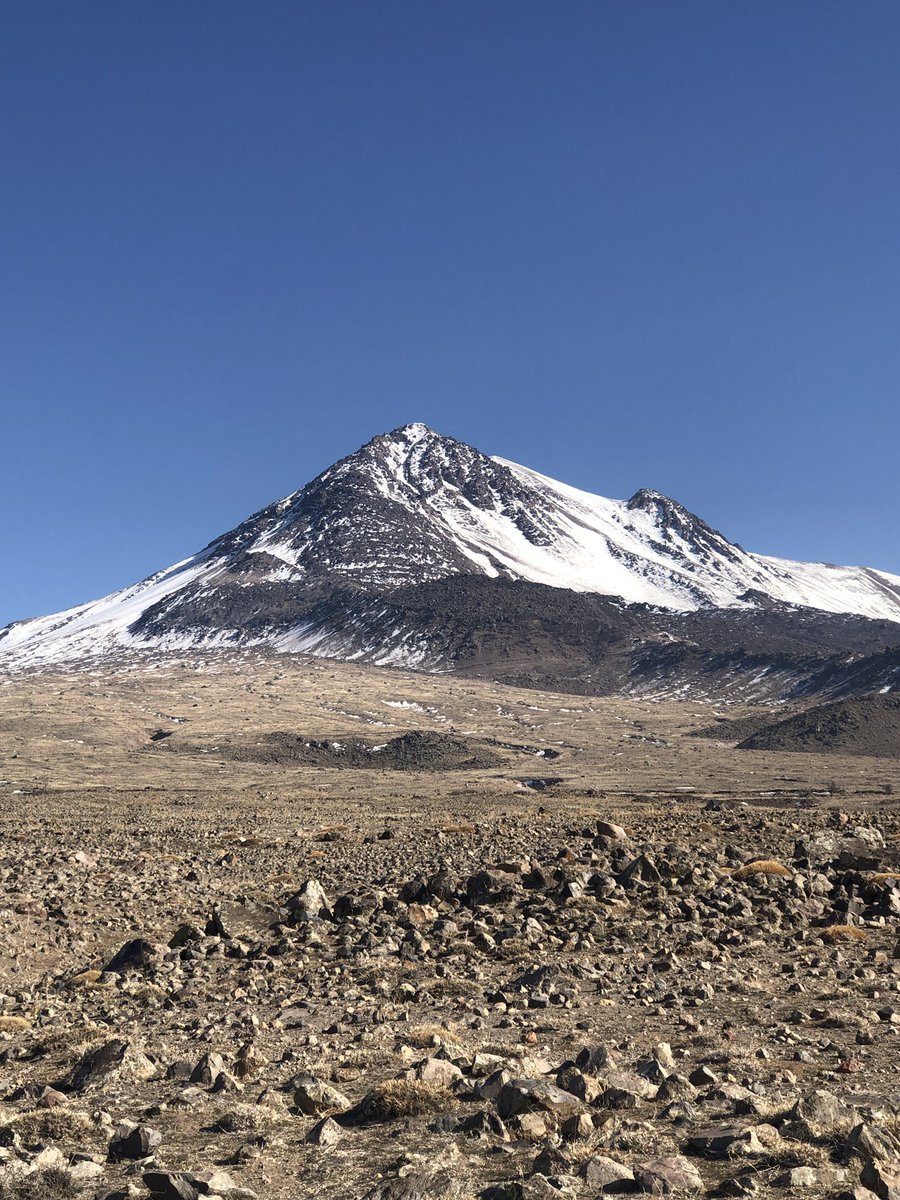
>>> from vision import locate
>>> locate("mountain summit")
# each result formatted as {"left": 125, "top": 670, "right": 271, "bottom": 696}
{"left": 3, "top": 422, "right": 900, "bottom": 671}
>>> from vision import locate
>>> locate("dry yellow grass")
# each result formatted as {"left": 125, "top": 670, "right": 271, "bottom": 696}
{"left": 12, "top": 1107, "right": 98, "bottom": 1144}
{"left": 0, "top": 1167, "right": 84, "bottom": 1200}
{"left": 68, "top": 970, "right": 106, "bottom": 989}
{"left": 211, "top": 1102, "right": 286, "bottom": 1133}
{"left": 732, "top": 859, "right": 792, "bottom": 879}
{"left": 402, "top": 1022, "right": 459, "bottom": 1048}
{"left": 0, "top": 1015, "right": 30, "bottom": 1032}
{"left": 364, "top": 1079, "right": 458, "bottom": 1119}
{"left": 6, "top": 654, "right": 898, "bottom": 805}
{"left": 821, "top": 924, "right": 868, "bottom": 943}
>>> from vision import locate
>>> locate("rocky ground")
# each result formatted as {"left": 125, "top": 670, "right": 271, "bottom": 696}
{"left": 0, "top": 655, "right": 899, "bottom": 1199}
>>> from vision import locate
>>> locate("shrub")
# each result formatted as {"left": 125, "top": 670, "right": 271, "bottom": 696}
{"left": 821, "top": 924, "right": 868, "bottom": 943}
{"left": 361, "top": 1079, "right": 458, "bottom": 1120}
{"left": 0, "top": 1169, "right": 83, "bottom": 1199}
{"left": 732, "top": 860, "right": 792, "bottom": 880}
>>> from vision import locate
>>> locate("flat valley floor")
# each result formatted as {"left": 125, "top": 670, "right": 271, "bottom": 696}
{"left": 0, "top": 653, "right": 898, "bottom": 1199}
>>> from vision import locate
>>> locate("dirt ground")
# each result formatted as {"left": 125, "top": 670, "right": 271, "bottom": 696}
{"left": 0, "top": 651, "right": 898, "bottom": 1200}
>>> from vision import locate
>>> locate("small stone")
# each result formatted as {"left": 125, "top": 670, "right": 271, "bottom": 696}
{"left": 293, "top": 1074, "right": 351, "bottom": 1115}
{"left": 190, "top": 1051, "right": 227, "bottom": 1086}
{"left": 773, "top": 1165, "right": 850, "bottom": 1189}
{"left": 305, "top": 1116, "right": 345, "bottom": 1146}
{"left": 109, "top": 1121, "right": 162, "bottom": 1161}
{"left": 581, "top": 1154, "right": 636, "bottom": 1190}
{"left": 634, "top": 1154, "right": 703, "bottom": 1194}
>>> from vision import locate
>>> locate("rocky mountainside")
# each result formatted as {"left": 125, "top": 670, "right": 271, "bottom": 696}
{"left": 736, "top": 693, "right": 900, "bottom": 757}
{"left": 3, "top": 423, "right": 900, "bottom": 699}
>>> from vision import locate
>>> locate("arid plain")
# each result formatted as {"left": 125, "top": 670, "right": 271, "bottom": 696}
{"left": 0, "top": 653, "right": 898, "bottom": 1199}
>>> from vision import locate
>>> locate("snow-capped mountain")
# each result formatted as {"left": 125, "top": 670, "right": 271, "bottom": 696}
{"left": 3, "top": 422, "right": 900, "bottom": 673}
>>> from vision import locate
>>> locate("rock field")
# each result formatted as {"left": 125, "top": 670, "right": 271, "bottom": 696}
{"left": 0, "top": 655, "right": 899, "bottom": 1199}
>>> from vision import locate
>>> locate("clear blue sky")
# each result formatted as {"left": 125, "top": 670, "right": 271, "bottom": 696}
{"left": 3, "top": 1, "right": 899, "bottom": 626}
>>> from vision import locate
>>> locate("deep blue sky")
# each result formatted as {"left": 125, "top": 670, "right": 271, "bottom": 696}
{"left": 3, "top": 1, "right": 899, "bottom": 626}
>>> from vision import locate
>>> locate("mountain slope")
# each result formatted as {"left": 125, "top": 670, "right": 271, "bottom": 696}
{"left": 3, "top": 422, "right": 900, "bottom": 676}
{"left": 737, "top": 694, "right": 900, "bottom": 758}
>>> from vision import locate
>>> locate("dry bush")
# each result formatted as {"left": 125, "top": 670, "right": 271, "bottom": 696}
{"left": 763, "top": 1141, "right": 833, "bottom": 1169}
{"left": 0, "top": 1169, "right": 83, "bottom": 1199}
{"left": 27, "top": 1029, "right": 103, "bottom": 1063}
{"left": 732, "top": 860, "right": 792, "bottom": 880}
{"left": 496, "top": 937, "right": 531, "bottom": 959}
{"left": 403, "top": 1023, "right": 459, "bottom": 1048}
{"left": 211, "top": 1102, "right": 284, "bottom": 1133}
{"left": 419, "top": 974, "right": 483, "bottom": 999}
{"left": 363, "top": 1079, "right": 458, "bottom": 1119}
{"left": 67, "top": 971, "right": 106, "bottom": 989}
{"left": 820, "top": 925, "right": 868, "bottom": 944}
{"left": 13, "top": 1108, "right": 97, "bottom": 1145}
{"left": 0, "top": 1016, "right": 30, "bottom": 1033}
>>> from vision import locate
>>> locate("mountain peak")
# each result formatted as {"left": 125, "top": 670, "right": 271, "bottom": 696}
{"left": 386, "top": 421, "right": 437, "bottom": 441}
{"left": 4, "top": 425, "right": 900, "bottom": 671}
{"left": 627, "top": 487, "right": 686, "bottom": 514}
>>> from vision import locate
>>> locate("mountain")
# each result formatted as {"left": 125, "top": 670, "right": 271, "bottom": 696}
{"left": 3, "top": 423, "right": 900, "bottom": 697}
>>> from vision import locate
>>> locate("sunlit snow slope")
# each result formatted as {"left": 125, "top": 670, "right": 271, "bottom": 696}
{"left": 3, "top": 422, "right": 900, "bottom": 669}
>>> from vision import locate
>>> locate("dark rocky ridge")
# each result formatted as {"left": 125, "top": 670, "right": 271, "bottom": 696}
{"left": 158, "top": 729, "right": 505, "bottom": 771}
{"left": 738, "top": 694, "right": 900, "bottom": 758}
{"left": 133, "top": 573, "right": 900, "bottom": 703}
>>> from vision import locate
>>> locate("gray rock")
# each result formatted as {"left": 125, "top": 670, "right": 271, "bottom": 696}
{"left": 790, "top": 1088, "right": 857, "bottom": 1137}
{"left": 103, "top": 938, "right": 159, "bottom": 973}
{"left": 860, "top": 1159, "right": 900, "bottom": 1200}
{"left": 495, "top": 1078, "right": 587, "bottom": 1120}
{"left": 598, "top": 1069, "right": 659, "bottom": 1108}
{"left": 68, "top": 1038, "right": 156, "bottom": 1092}
{"left": 289, "top": 879, "right": 333, "bottom": 920}
{"left": 689, "top": 1124, "right": 780, "bottom": 1158}
{"left": 108, "top": 1121, "right": 162, "bottom": 1160}
{"left": 773, "top": 1165, "right": 850, "bottom": 1188}
{"left": 634, "top": 1155, "right": 703, "bottom": 1194}
{"left": 190, "top": 1051, "right": 227, "bottom": 1086}
{"left": 580, "top": 1153, "right": 636, "bottom": 1190}
{"left": 305, "top": 1116, "right": 345, "bottom": 1146}
{"left": 597, "top": 822, "right": 629, "bottom": 841}
{"left": 293, "top": 1074, "right": 351, "bottom": 1115}
{"left": 143, "top": 1173, "right": 201, "bottom": 1200}
{"left": 848, "top": 1124, "right": 900, "bottom": 1161}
